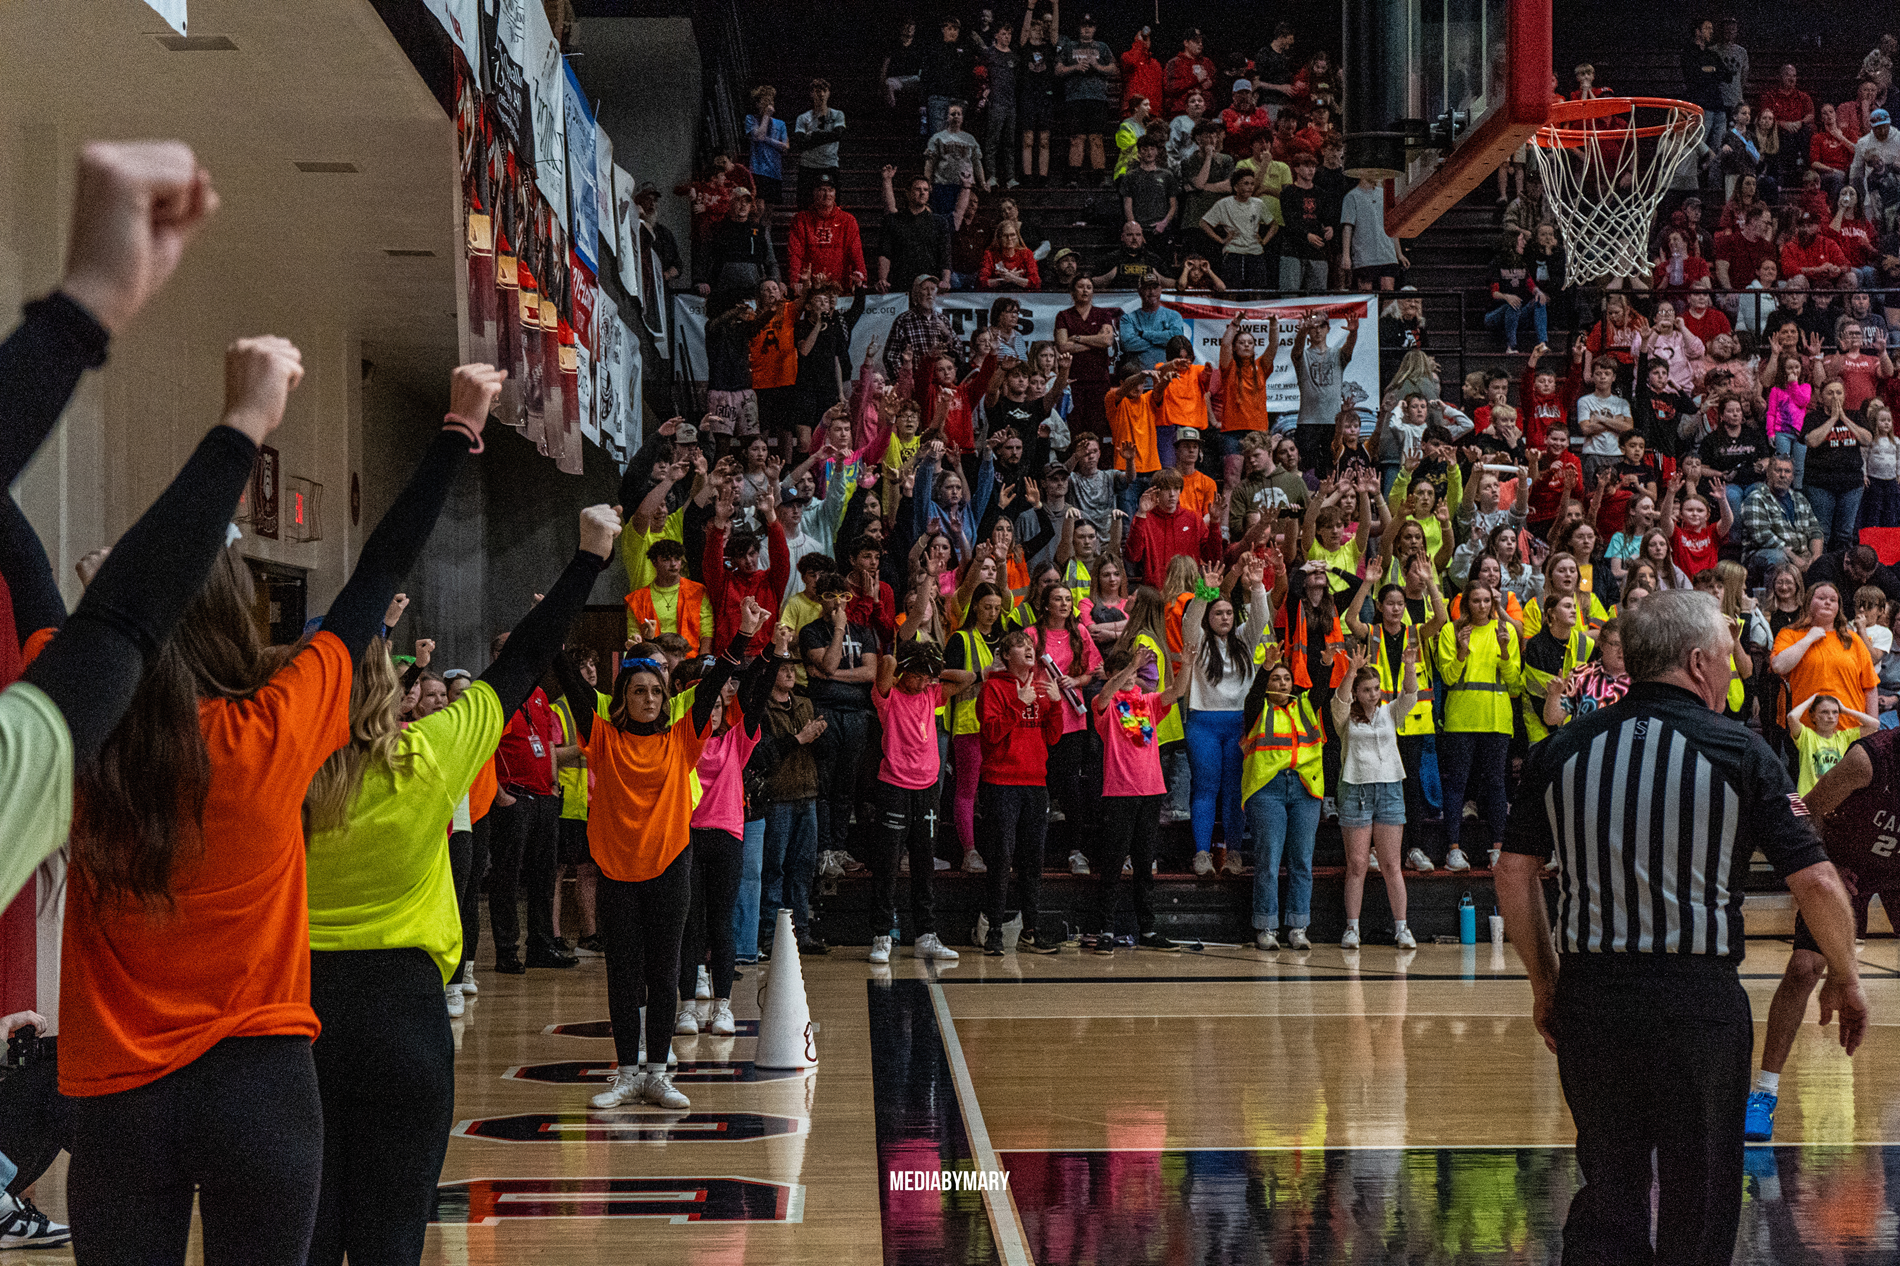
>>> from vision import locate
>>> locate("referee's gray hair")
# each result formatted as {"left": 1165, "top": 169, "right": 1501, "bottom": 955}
{"left": 1621, "top": 590, "right": 1731, "bottom": 682}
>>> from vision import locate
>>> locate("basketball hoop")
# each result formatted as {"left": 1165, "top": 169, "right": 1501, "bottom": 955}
{"left": 1524, "top": 97, "right": 1704, "bottom": 286}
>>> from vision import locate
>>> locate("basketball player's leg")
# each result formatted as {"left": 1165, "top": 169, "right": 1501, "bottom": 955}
{"left": 1750, "top": 898, "right": 1869, "bottom": 1140}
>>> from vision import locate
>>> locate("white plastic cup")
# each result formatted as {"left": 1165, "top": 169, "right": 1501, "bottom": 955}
{"left": 1489, "top": 914, "right": 1506, "bottom": 946}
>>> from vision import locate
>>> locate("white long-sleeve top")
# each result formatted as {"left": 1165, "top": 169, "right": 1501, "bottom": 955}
{"left": 1331, "top": 688, "right": 1419, "bottom": 785}
{"left": 1182, "top": 584, "right": 1274, "bottom": 713}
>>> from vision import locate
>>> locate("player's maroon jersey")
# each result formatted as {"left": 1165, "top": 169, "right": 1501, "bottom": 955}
{"left": 1819, "top": 727, "right": 1900, "bottom": 896}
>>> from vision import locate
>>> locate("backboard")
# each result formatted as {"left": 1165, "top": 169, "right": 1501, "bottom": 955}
{"left": 1347, "top": 0, "right": 1552, "bottom": 238}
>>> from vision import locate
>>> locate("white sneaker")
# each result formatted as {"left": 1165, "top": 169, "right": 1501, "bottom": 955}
{"left": 914, "top": 932, "right": 960, "bottom": 961}
{"left": 706, "top": 998, "right": 736, "bottom": 1036}
{"left": 1255, "top": 929, "right": 1280, "bottom": 951}
{"left": 460, "top": 962, "right": 478, "bottom": 995}
{"left": 1192, "top": 850, "right": 1214, "bottom": 876}
{"left": 1122, "top": 857, "right": 1133, "bottom": 876}
{"left": 820, "top": 851, "right": 846, "bottom": 879}
{"left": 674, "top": 1003, "right": 699, "bottom": 1035}
{"left": 1321, "top": 796, "right": 1338, "bottom": 821}
{"left": 934, "top": 857, "right": 951, "bottom": 870}
{"left": 1287, "top": 927, "right": 1311, "bottom": 951}
{"left": 869, "top": 934, "right": 892, "bottom": 965}
{"left": 1049, "top": 803, "right": 1067, "bottom": 822}
{"left": 590, "top": 1067, "right": 647, "bottom": 1108}
{"left": 1167, "top": 807, "right": 1193, "bottom": 823}
{"left": 1489, "top": 848, "right": 1502, "bottom": 869}
{"left": 837, "top": 852, "right": 867, "bottom": 872}
{"left": 0, "top": 1194, "right": 70, "bottom": 1249}
{"left": 1221, "top": 851, "right": 1248, "bottom": 876}
{"left": 1341, "top": 928, "right": 1361, "bottom": 949}
{"left": 1406, "top": 848, "right": 1436, "bottom": 873}
{"left": 696, "top": 965, "right": 712, "bottom": 1000}
{"left": 1446, "top": 848, "right": 1472, "bottom": 872}
{"left": 644, "top": 1071, "right": 691, "bottom": 1109}
{"left": 962, "top": 849, "right": 988, "bottom": 874}
{"left": 445, "top": 984, "right": 465, "bottom": 1018}
{"left": 1069, "top": 850, "right": 1090, "bottom": 875}
{"left": 1395, "top": 926, "right": 1418, "bottom": 950}
{"left": 900, "top": 853, "right": 910, "bottom": 875}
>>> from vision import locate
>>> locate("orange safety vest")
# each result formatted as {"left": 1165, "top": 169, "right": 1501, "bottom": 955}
{"left": 1276, "top": 600, "right": 1349, "bottom": 691}
{"left": 624, "top": 579, "right": 708, "bottom": 653}
{"left": 1005, "top": 554, "right": 1031, "bottom": 609}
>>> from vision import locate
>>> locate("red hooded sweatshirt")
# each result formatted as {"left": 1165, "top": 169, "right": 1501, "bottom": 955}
{"left": 704, "top": 518, "right": 790, "bottom": 654}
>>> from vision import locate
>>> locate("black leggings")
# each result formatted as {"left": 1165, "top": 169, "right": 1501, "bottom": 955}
{"left": 814, "top": 704, "right": 876, "bottom": 855}
{"left": 1093, "top": 793, "right": 1163, "bottom": 935}
{"left": 487, "top": 790, "right": 559, "bottom": 959}
{"left": 453, "top": 816, "right": 490, "bottom": 970}
{"left": 69, "top": 1035, "right": 322, "bottom": 1265}
{"left": 599, "top": 847, "right": 694, "bottom": 1068}
{"left": 0, "top": 1039, "right": 66, "bottom": 1195}
{"left": 679, "top": 828, "right": 742, "bottom": 1002}
{"left": 308, "top": 948, "right": 455, "bottom": 1266}
{"left": 1046, "top": 728, "right": 1100, "bottom": 828}
{"left": 872, "top": 778, "right": 941, "bottom": 937}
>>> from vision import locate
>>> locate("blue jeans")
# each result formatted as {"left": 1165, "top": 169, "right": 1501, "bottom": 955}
{"left": 926, "top": 96, "right": 954, "bottom": 139}
{"left": 1279, "top": 256, "right": 1329, "bottom": 292}
{"left": 731, "top": 817, "right": 766, "bottom": 959}
{"left": 1162, "top": 741, "right": 1191, "bottom": 818}
{"left": 761, "top": 798, "right": 819, "bottom": 938}
{"left": 1772, "top": 431, "right": 1807, "bottom": 489}
{"left": 1484, "top": 299, "right": 1547, "bottom": 350}
{"left": 1185, "top": 709, "right": 1247, "bottom": 855}
{"left": 1437, "top": 730, "right": 1511, "bottom": 848}
{"left": 1246, "top": 772, "right": 1321, "bottom": 930}
{"left": 1805, "top": 483, "right": 1864, "bottom": 553}
{"left": 1724, "top": 480, "right": 1747, "bottom": 523}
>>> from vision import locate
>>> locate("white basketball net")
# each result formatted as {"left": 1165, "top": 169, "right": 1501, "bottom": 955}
{"left": 1525, "top": 100, "right": 1704, "bottom": 286}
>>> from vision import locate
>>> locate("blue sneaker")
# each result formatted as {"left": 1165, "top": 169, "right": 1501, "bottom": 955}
{"left": 1744, "top": 1091, "right": 1777, "bottom": 1142}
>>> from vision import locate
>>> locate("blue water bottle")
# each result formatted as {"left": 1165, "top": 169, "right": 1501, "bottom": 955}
{"left": 1458, "top": 893, "right": 1477, "bottom": 945}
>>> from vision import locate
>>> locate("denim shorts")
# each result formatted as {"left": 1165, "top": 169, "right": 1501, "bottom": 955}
{"left": 1337, "top": 780, "right": 1405, "bottom": 827}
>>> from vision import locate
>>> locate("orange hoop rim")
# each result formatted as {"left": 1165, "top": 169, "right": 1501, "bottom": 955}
{"left": 1530, "top": 96, "right": 1704, "bottom": 149}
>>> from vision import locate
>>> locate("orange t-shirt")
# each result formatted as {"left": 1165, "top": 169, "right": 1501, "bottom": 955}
{"left": 584, "top": 710, "right": 713, "bottom": 882}
{"left": 1222, "top": 358, "right": 1271, "bottom": 431}
{"left": 748, "top": 305, "right": 799, "bottom": 390}
{"left": 468, "top": 754, "right": 499, "bottom": 825}
{"left": 1772, "top": 625, "right": 1879, "bottom": 725}
{"left": 1157, "top": 363, "right": 1212, "bottom": 434}
{"left": 60, "top": 631, "right": 353, "bottom": 1097}
{"left": 1180, "top": 468, "right": 1219, "bottom": 518}
{"left": 1109, "top": 390, "right": 1161, "bottom": 474}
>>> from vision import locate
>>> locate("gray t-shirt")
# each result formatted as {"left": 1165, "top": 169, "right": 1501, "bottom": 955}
{"left": 925, "top": 128, "right": 984, "bottom": 186}
{"left": 1067, "top": 467, "right": 1118, "bottom": 537}
{"left": 795, "top": 108, "right": 845, "bottom": 170}
{"left": 1339, "top": 185, "right": 1398, "bottom": 268}
{"left": 1056, "top": 38, "right": 1114, "bottom": 103}
{"left": 1294, "top": 339, "right": 1348, "bottom": 429}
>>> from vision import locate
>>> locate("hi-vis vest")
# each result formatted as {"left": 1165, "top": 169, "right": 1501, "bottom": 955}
{"left": 948, "top": 628, "right": 994, "bottom": 736}
{"left": 1135, "top": 631, "right": 1185, "bottom": 744}
{"left": 1061, "top": 557, "right": 1094, "bottom": 603}
{"left": 624, "top": 578, "right": 708, "bottom": 652}
{"left": 1006, "top": 554, "right": 1031, "bottom": 610}
{"left": 1242, "top": 696, "right": 1326, "bottom": 801}
{"left": 1278, "top": 600, "right": 1349, "bottom": 691}
{"left": 1437, "top": 619, "right": 1521, "bottom": 733}
{"left": 1370, "top": 616, "right": 1435, "bottom": 737}
{"left": 1517, "top": 624, "right": 1590, "bottom": 745}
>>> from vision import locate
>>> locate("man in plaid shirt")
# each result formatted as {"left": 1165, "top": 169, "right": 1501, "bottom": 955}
{"left": 1741, "top": 454, "right": 1825, "bottom": 580}
{"left": 882, "top": 275, "right": 954, "bottom": 382}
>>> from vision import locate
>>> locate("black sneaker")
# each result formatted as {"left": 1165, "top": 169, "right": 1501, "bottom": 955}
{"left": 494, "top": 954, "right": 526, "bottom": 975}
{"left": 984, "top": 931, "right": 1006, "bottom": 956}
{"left": 525, "top": 945, "right": 579, "bottom": 969}
{"left": 795, "top": 930, "right": 831, "bottom": 956}
{"left": 0, "top": 1195, "right": 69, "bottom": 1249}
{"left": 1090, "top": 933, "right": 1116, "bottom": 957}
{"left": 1019, "top": 930, "right": 1061, "bottom": 955}
{"left": 577, "top": 934, "right": 606, "bottom": 955}
{"left": 1137, "top": 932, "right": 1181, "bottom": 952}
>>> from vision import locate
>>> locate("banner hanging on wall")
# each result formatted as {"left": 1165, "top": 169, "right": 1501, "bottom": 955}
{"left": 562, "top": 61, "right": 597, "bottom": 272}
{"left": 672, "top": 291, "right": 1380, "bottom": 419}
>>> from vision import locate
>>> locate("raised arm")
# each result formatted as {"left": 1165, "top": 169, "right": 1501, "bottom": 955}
{"left": 479, "top": 506, "right": 621, "bottom": 719}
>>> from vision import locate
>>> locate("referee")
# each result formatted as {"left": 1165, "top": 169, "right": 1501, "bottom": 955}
{"left": 1497, "top": 591, "right": 1869, "bottom": 1266}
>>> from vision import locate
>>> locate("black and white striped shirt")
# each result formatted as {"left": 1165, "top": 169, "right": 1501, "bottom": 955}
{"left": 1503, "top": 682, "right": 1829, "bottom": 961}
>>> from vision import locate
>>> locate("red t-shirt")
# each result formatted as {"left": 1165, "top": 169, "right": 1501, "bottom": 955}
{"left": 1219, "top": 106, "right": 1273, "bottom": 156}
{"left": 1760, "top": 88, "right": 1814, "bottom": 128}
{"left": 1714, "top": 230, "right": 1776, "bottom": 289}
{"left": 1527, "top": 452, "right": 1582, "bottom": 524}
{"left": 1827, "top": 352, "right": 1885, "bottom": 413}
{"left": 1680, "top": 305, "right": 1732, "bottom": 345}
{"left": 1781, "top": 235, "right": 1848, "bottom": 280}
{"left": 1672, "top": 523, "right": 1721, "bottom": 578}
{"left": 496, "top": 686, "right": 560, "bottom": 795}
{"left": 1055, "top": 306, "right": 1117, "bottom": 383}
{"left": 1828, "top": 220, "right": 1878, "bottom": 267}
{"left": 1811, "top": 131, "right": 1856, "bottom": 172}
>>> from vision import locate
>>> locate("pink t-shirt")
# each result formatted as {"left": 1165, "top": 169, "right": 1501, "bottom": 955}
{"left": 1095, "top": 690, "right": 1167, "bottom": 797}
{"left": 690, "top": 721, "right": 762, "bottom": 837}
{"left": 1035, "top": 625, "right": 1103, "bottom": 732}
{"left": 873, "top": 682, "right": 944, "bottom": 789}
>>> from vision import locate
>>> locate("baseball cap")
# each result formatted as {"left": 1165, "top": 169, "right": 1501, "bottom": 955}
{"left": 781, "top": 481, "right": 812, "bottom": 503}
{"left": 1174, "top": 427, "right": 1203, "bottom": 444}
{"left": 1078, "top": 12, "right": 1096, "bottom": 25}
{"left": 635, "top": 181, "right": 660, "bottom": 199}
{"left": 812, "top": 172, "right": 837, "bottom": 187}
{"left": 1232, "top": 78, "right": 1254, "bottom": 92}
{"left": 1050, "top": 247, "right": 1078, "bottom": 264}
{"left": 674, "top": 421, "right": 700, "bottom": 444}
{"left": 1873, "top": 108, "right": 1892, "bottom": 125}
{"left": 1138, "top": 271, "right": 1164, "bottom": 288}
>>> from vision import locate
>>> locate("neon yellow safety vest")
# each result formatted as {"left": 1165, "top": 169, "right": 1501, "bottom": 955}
{"left": 1369, "top": 616, "right": 1435, "bottom": 737}
{"left": 1517, "top": 625, "right": 1589, "bottom": 745}
{"left": 1135, "top": 631, "right": 1184, "bottom": 745}
{"left": 1061, "top": 557, "right": 1094, "bottom": 603}
{"left": 1242, "top": 696, "right": 1326, "bottom": 802}
{"left": 948, "top": 629, "right": 994, "bottom": 736}
{"left": 1524, "top": 590, "right": 1609, "bottom": 639}
{"left": 1437, "top": 620, "right": 1521, "bottom": 733}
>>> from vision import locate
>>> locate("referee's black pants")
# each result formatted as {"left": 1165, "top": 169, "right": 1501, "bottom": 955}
{"left": 1553, "top": 957, "right": 1751, "bottom": 1266}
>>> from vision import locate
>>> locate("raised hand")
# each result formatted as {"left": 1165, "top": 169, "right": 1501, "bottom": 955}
{"left": 383, "top": 593, "right": 410, "bottom": 629}
{"left": 74, "top": 546, "right": 110, "bottom": 587}
{"left": 739, "top": 595, "right": 770, "bottom": 636}
{"left": 1136, "top": 487, "right": 1158, "bottom": 516}
{"left": 414, "top": 638, "right": 435, "bottom": 668}
{"left": 222, "top": 336, "right": 304, "bottom": 446}
{"left": 579, "top": 503, "right": 624, "bottom": 558}
{"left": 659, "top": 416, "right": 683, "bottom": 437}
{"left": 448, "top": 362, "right": 508, "bottom": 435}
{"left": 1201, "top": 560, "right": 1224, "bottom": 588}
{"left": 640, "top": 618, "right": 658, "bottom": 639}
{"left": 62, "top": 141, "right": 219, "bottom": 334}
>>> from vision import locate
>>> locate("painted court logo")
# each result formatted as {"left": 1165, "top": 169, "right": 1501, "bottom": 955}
{"left": 889, "top": 1169, "right": 1011, "bottom": 1192}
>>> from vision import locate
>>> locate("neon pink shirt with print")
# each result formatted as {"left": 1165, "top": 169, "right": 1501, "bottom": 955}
{"left": 689, "top": 720, "right": 761, "bottom": 838}
{"left": 1095, "top": 690, "right": 1167, "bottom": 796}
{"left": 1033, "top": 625, "right": 1103, "bottom": 732}
{"left": 873, "top": 682, "right": 944, "bottom": 789}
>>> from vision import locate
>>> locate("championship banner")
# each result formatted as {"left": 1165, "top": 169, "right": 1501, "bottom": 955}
{"left": 562, "top": 61, "right": 597, "bottom": 272}
{"left": 673, "top": 291, "right": 1380, "bottom": 421}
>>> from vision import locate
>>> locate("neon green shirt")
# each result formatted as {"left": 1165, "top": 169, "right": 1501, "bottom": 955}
{"left": 0, "top": 683, "right": 73, "bottom": 911}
